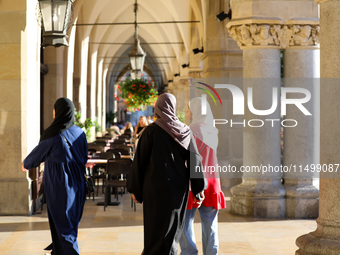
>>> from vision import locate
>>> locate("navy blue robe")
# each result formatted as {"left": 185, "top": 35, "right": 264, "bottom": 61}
{"left": 24, "top": 125, "right": 87, "bottom": 255}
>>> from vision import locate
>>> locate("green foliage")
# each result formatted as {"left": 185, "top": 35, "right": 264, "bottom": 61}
{"left": 74, "top": 108, "right": 95, "bottom": 140}
{"left": 74, "top": 109, "right": 83, "bottom": 128}
{"left": 118, "top": 78, "right": 158, "bottom": 112}
{"left": 106, "top": 111, "right": 117, "bottom": 125}
{"left": 93, "top": 119, "right": 101, "bottom": 133}
{"left": 177, "top": 109, "right": 186, "bottom": 123}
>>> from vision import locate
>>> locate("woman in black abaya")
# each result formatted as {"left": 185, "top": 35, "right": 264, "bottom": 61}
{"left": 127, "top": 93, "right": 206, "bottom": 255}
{"left": 22, "top": 98, "right": 88, "bottom": 255}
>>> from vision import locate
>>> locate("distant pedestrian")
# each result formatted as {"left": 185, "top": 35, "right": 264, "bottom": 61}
{"left": 147, "top": 115, "right": 154, "bottom": 123}
{"left": 134, "top": 116, "right": 149, "bottom": 138}
{"left": 123, "top": 122, "right": 134, "bottom": 137}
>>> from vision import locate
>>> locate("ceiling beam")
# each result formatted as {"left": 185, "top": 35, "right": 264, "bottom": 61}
{"left": 90, "top": 42, "right": 184, "bottom": 45}
{"left": 100, "top": 56, "right": 176, "bottom": 58}
{"left": 75, "top": 21, "right": 200, "bottom": 26}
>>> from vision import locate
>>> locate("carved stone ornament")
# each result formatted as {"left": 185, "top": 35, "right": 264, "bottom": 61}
{"left": 179, "top": 78, "right": 191, "bottom": 86}
{"left": 228, "top": 24, "right": 320, "bottom": 49}
{"left": 188, "top": 71, "right": 203, "bottom": 78}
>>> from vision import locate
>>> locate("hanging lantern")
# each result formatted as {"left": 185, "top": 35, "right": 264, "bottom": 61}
{"left": 128, "top": 0, "right": 146, "bottom": 78}
{"left": 129, "top": 39, "right": 146, "bottom": 74}
{"left": 38, "top": 0, "right": 75, "bottom": 47}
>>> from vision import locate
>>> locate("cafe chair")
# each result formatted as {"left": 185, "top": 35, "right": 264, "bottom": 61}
{"left": 105, "top": 150, "right": 122, "bottom": 159}
{"left": 119, "top": 134, "right": 131, "bottom": 139}
{"left": 107, "top": 147, "right": 130, "bottom": 156}
{"left": 110, "top": 144, "right": 132, "bottom": 152}
{"left": 104, "top": 158, "right": 133, "bottom": 211}
{"left": 95, "top": 137, "right": 110, "bottom": 143}
{"left": 88, "top": 148, "right": 97, "bottom": 157}
{"left": 112, "top": 139, "right": 127, "bottom": 145}
{"left": 88, "top": 144, "right": 105, "bottom": 153}
{"left": 91, "top": 152, "right": 116, "bottom": 196}
{"left": 92, "top": 140, "right": 107, "bottom": 146}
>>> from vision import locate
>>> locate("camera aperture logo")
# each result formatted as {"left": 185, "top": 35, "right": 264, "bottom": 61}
{"left": 196, "top": 83, "right": 312, "bottom": 128}
{"left": 196, "top": 82, "right": 223, "bottom": 112}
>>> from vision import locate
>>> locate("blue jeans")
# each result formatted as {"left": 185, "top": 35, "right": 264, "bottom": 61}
{"left": 179, "top": 206, "right": 219, "bottom": 255}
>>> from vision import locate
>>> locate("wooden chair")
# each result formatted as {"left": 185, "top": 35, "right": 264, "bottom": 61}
{"left": 104, "top": 158, "right": 133, "bottom": 211}
{"left": 107, "top": 147, "right": 130, "bottom": 156}
{"left": 88, "top": 144, "right": 105, "bottom": 153}
{"left": 104, "top": 133, "right": 113, "bottom": 138}
{"left": 95, "top": 137, "right": 110, "bottom": 143}
{"left": 112, "top": 138, "right": 127, "bottom": 144}
{"left": 105, "top": 150, "right": 122, "bottom": 159}
{"left": 88, "top": 148, "right": 97, "bottom": 156}
{"left": 91, "top": 152, "right": 116, "bottom": 196}
{"left": 110, "top": 144, "right": 132, "bottom": 151}
{"left": 119, "top": 134, "right": 131, "bottom": 140}
{"left": 92, "top": 140, "right": 107, "bottom": 146}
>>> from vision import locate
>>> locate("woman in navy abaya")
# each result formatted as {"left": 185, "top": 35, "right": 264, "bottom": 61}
{"left": 22, "top": 98, "right": 88, "bottom": 255}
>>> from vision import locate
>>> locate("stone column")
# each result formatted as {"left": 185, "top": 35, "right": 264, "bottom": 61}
{"left": 283, "top": 47, "right": 320, "bottom": 218}
{"left": 43, "top": 47, "right": 66, "bottom": 129}
{"left": 176, "top": 79, "right": 186, "bottom": 120}
{"left": 202, "top": 0, "right": 243, "bottom": 79}
{"left": 227, "top": 18, "right": 321, "bottom": 218}
{"left": 97, "top": 60, "right": 103, "bottom": 129}
{"left": 168, "top": 82, "right": 178, "bottom": 101}
{"left": 0, "top": 0, "right": 41, "bottom": 215}
{"left": 102, "top": 69, "right": 107, "bottom": 131}
{"left": 90, "top": 51, "right": 97, "bottom": 122}
{"left": 178, "top": 77, "right": 194, "bottom": 125}
{"left": 79, "top": 37, "right": 89, "bottom": 122}
{"left": 231, "top": 47, "right": 285, "bottom": 218}
{"left": 296, "top": 0, "right": 340, "bottom": 253}
{"left": 201, "top": 0, "right": 244, "bottom": 190}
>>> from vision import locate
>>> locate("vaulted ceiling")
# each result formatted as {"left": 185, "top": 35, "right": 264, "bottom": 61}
{"left": 73, "top": 0, "right": 205, "bottom": 88}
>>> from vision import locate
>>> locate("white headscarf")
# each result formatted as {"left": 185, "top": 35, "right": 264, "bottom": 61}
{"left": 189, "top": 97, "right": 219, "bottom": 152}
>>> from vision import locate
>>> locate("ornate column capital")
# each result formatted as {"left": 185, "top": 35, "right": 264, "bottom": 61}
{"left": 228, "top": 23, "right": 320, "bottom": 50}
{"left": 187, "top": 70, "right": 203, "bottom": 78}
{"left": 179, "top": 77, "right": 192, "bottom": 86}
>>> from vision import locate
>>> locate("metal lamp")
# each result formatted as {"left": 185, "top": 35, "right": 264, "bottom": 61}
{"left": 129, "top": 0, "right": 146, "bottom": 78}
{"left": 38, "top": 0, "right": 75, "bottom": 47}
{"left": 129, "top": 39, "right": 146, "bottom": 76}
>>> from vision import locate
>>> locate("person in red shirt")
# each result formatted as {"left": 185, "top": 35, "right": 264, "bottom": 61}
{"left": 179, "top": 97, "right": 226, "bottom": 255}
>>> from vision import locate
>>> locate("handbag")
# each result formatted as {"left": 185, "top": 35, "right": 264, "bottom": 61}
{"left": 134, "top": 127, "right": 146, "bottom": 148}
{"left": 61, "top": 134, "right": 95, "bottom": 196}
{"left": 84, "top": 174, "right": 95, "bottom": 196}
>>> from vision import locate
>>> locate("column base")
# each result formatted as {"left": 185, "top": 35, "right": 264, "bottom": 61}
{"left": 230, "top": 178, "right": 286, "bottom": 218}
{"left": 285, "top": 179, "right": 319, "bottom": 219}
{"left": 296, "top": 233, "right": 340, "bottom": 255}
{"left": 219, "top": 159, "right": 243, "bottom": 189}
{"left": 0, "top": 178, "right": 32, "bottom": 215}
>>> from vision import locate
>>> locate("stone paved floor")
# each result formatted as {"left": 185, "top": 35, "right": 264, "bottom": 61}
{"left": 0, "top": 190, "right": 317, "bottom": 255}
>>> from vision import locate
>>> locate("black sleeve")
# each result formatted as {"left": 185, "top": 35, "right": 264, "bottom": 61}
{"left": 187, "top": 133, "right": 207, "bottom": 200}
{"left": 126, "top": 127, "right": 152, "bottom": 203}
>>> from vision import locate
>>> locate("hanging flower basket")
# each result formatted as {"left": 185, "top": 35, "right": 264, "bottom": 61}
{"left": 118, "top": 78, "right": 158, "bottom": 112}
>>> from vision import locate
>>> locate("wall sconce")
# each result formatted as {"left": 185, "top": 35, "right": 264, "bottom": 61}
{"left": 182, "top": 63, "right": 189, "bottom": 68}
{"left": 168, "top": 80, "right": 173, "bottom": 83}
{"left": 174, "top": 73, "right": 180, "bottom": 77}
{"left": 192, "top": 47, "right": 204, "bottom": 54}
{"left": 216, "top": 9, "right": 232, "bottom": 22}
